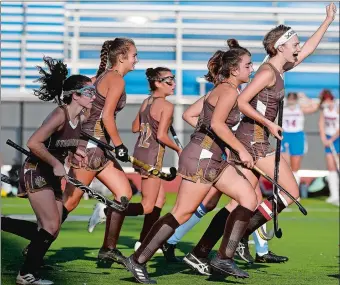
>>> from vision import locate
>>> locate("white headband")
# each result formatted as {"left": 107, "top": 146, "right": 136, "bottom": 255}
{"left": 274, "top": 29, "right": 297, "bottom": 48}
{"left": 262, "top": 29, "right": 298, "bottom": 63}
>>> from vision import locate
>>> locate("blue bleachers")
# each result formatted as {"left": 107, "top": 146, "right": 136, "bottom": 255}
{"left": 1, "top": 1, "right": 339, "bottom": 98}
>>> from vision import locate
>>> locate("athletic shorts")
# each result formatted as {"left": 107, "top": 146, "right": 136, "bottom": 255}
{"left": 325, "top": 135, "right": 340, "bottom": 154}
{"left": 18, "top": 159, "right": 62, "bottom": 201}
{"left": 281, "top": 131, "right": 307, "bottom": 156}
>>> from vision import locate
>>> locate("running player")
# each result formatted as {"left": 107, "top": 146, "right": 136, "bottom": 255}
{"left": 130, "top": 67, "right": 181, "bottom": 251}
{"left": 14, "top": 56, "right": 95, "bottom": 285}
{"left": 87, "top": 68, "right": 180, "bottom": 257}
{"left": 124, "top": 39, "right": 257, "bottom": 284}
{"left": 62, "top": 38, "right": 139, "bottom": 267}
{"left": 183, "top": 3, "right": 337, "bottom": 268}
{"left": 282, "top": 92, "right": 319, "bottom": 185}
{"left": 319, "top": 89, "right": 339, "bottom": 205}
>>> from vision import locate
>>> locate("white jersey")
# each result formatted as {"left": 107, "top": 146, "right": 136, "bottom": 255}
{"left": 323, "top": 105, "right": 339, "bottom": 136}
{"left": 283, "top": 105, "right": 304, "bottom": 133}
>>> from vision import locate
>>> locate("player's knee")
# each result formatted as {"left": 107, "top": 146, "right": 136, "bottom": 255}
{"left": 43, "top": 220, "right": 60, "bottom": 237}
{"left": 239, "top": 192, "right": 257, "bottom": 211}
{"left": 142, "top": 203, "right": 155, "bottom": 214}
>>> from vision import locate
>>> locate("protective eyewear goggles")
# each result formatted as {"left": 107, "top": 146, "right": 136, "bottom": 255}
{"left": 159, "top": 75, "right": 176, "bottom": 86}
{"left": 63, "top": 85, "right": 96, "bottom": 98}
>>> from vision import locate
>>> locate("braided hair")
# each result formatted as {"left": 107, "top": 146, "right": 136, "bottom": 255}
{"left": 96, "top": 38, "right": 135, "bottom": 77}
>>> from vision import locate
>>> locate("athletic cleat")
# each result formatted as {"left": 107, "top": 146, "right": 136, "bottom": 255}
{"left": 124, "top": 256, "right": 157, "bottom": 284}
{"left": 255, "top": 251, "right": 289, "bottom": 263}
{"left": 97, "top": 247, "right": 126, "bottom": 268}
{"left": 183, "top": 252, "right": 211, "bottom": 276}
{"left": 16, "top": 272, "right": 53, "bottom": 285}
{"left": 135, "top": 241, "right": 162, "bottom": 254}
{"left": 88, "top": 203, "right": 107, "bottom": 233}
{"left": 210, "top": 256, "right": 249, "bottom": 278}
{"left": 235, "top": 237, "right": 254, "bottom": 264}
{"left": 161, "top": 242, "right": 181, "bottom": 262}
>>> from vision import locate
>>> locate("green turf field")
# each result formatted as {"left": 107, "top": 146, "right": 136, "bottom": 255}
{"left": 1, "top": 194, "right": 339, "bottom": 285}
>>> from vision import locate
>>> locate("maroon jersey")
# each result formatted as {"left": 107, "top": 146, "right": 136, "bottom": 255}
{"left": 178, "top": 93, "right": 241, "bottom": 184}
{"left": 133, "top": 97, "right": 166, "bottom": 177}
{"left": 19, "top": 105, "right": 81, "bottom": 200}
{"left": 232, "top": 62, "right": 285, "bottom": 161}
{"left": 71, "top": 70, "right": 127, "bottom": 171}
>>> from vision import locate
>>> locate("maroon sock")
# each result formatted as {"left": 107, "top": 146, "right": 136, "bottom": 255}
{"left": 125, "top": 203, "right": 144, "bottom": 216}
{"left": 133, "top": 213, "right": 179, "bottom": 264}
{"left": 1, "top": 217, "right": 37, "bottom": 241}
{"left": 192, "top": 207, "right": 230, "bottom": 258}
{"left": 243, "top": 195, "right": 286, "bottom": 237}
{"left": 102, "top": 201, "right": 126, "bottom": 250}
{"left": 139, "top": 206, "right": 162, "bottom": 242}
{"left": 218, "top": 205, "right": 253, "bottom": 259}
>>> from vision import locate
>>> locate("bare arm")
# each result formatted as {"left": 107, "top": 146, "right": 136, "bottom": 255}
{"left": 238, "top": 67, "right": 275, "bottom": 127}
{"left": 211, "top": 90, "right": 247, "bottom": 154}
{"left": 182, "top": 95, "right": 206, "bottom": 128}
{"left": 318, "top": 111, "right": 327, "bottom": 144}
{"left": 211, "top": 87, "right": 254, "bottom": 168}
{"left": 238, "top": 67, "right": 283, "bottom": 140}
{"left": 27, "top": 108, "right": 65, "bottom": 168}
{"left": 102, "top": 75, "right": 125, "bottom": 146}
{"left": 132, "top": 99, "right": 148, "bottom": 133}
{"left": 284, "top": 3, "right": 337, "bottom": 71}
{"left": 157, "top": 102, "right": 181, "bottom": 153}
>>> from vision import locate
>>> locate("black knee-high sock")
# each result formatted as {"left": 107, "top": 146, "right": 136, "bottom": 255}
{"left": 20, "top": 228, "right": 55, "bottom": 275}
{"left": 139, "top": 206, "right": 162, "bottom": 242}
{"left": 133, "top": 213, "right": 179, "bottom": 264}
{"left": 243, "top": 195, "right": 287, "bottom": 237}
{"left": 102, "top": 201, "right": 126, "bottom": 250}
{"left": 192, "top": 207, "right": 230, "bottom": 258}
{"left": 1, "top": 217, "right": 38, "bottom": 240}
{"left": 125, "top": 203, "right": 144, "bottom": 216}
{"left": 218, "top": 205, "right": 253, "bottom": 259}
{"left": 61, "top": 206, "right": 69, "bottom": 223}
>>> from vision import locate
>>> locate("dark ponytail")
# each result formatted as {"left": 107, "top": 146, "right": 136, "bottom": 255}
{"left": 205, "top": 39, "right": 251, "bottom": 85}
{"left": 34, "top": 56, "right": 91, "bottom": 105}
{"left": 205, "top": 50, "right": 224, "bottom": 84}
{"left": 33, "top": 56, "right": 68, "bottom": 105}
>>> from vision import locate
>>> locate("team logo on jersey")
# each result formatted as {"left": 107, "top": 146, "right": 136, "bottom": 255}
{"left": 35, "top": 176, "right": 47, "bottom": 188}
{"left": 208, "top": 169, "right": 217, "bottom": 180}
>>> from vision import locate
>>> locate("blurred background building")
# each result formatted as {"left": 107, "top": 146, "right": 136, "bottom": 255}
{"left": 1, "top": 1, "right": 339, "bottom": 173}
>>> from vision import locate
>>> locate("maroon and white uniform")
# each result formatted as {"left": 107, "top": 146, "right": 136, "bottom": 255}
{"left": 178, "top": 93, "right": 241, "bottom": 184}
{"left": 19, "top": 106, "right": 81, "bottom": 201}
{"left": 231, "top": 63, "right": 285, "bottom": 162}
{"left": 70, "top": 70, "right": 126, "bottom": 171}
{"left": 133, "top": 97, "right": 166, "bottom": 177}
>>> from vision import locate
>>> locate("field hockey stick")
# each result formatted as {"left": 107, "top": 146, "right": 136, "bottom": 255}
{"left": 272, "top": 99, "right": 284, "bottom": 239}
{"left": 6, "top": 139, "right": 128, "bottom": 211}
{"left": 169, "top": 125, "right": 184, "bottom": 149}
{"left": 1, "top": 174, "right": 13, "bottom": 185}
{"left": 80, "top": 131, "right": 177, "bottom": 181}
{"left": 329, "top": 142, "right": 339, "bottom": 172}
{"left": 253, "top": 166, "right": 307, "bottom": 215}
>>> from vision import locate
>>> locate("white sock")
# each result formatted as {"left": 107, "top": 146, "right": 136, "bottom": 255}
{"left": 293, "top": 171, "right": 300, "bottom": 186}
{"left": 328, "top": 171, "right": 339, "bottom": 200}
{"left": 253, "top": 224, "right": 268, "bottom": 256}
